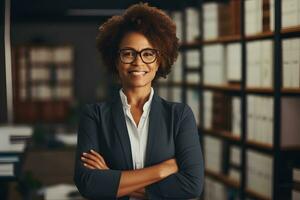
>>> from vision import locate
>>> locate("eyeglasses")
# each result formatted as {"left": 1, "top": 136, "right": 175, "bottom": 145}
{"left": 118, "top": 48, "right": 159, "bottom": 64}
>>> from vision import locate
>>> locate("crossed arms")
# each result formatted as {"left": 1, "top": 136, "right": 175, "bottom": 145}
{"left": 74, "top": 104, "right": 204, "bottom": 199}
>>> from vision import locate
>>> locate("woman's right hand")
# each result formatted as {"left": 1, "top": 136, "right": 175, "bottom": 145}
{"left": 159, "top": 158, "right": 178, "bottom": 178}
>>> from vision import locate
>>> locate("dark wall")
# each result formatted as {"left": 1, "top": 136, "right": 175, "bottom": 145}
{"left": 11, "top": 22, "right": 107, "bottom": 104}
{"left": 0, "top": 0, "right": 7, "bottom": 123}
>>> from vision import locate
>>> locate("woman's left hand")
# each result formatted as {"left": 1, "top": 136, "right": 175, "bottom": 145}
{"left": 81, "top": 149, "right": 109, "bottom": 170}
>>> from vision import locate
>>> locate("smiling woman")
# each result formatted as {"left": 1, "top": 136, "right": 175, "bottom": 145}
{"left": 74, "top": 3, "right": 204, "bottom": 200}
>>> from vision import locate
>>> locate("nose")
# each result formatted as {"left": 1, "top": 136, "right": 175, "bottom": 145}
{"left": 132, "top": 53, "right": 144, "bottom": 65}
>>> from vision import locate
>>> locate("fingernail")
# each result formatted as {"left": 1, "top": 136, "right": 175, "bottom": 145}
{"left": 84, "top": 163, "right": 87, "bottom": 166}
{"left": 83, "top": 152, "right": 87, "bottom": 155}
{"left": 81, "top": 157, "right": 85, "bottom": 160}
{"left": 90, "top": 149, "right": 94, "bottom": 152}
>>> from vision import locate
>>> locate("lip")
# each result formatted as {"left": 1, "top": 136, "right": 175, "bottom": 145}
{"left": 128, "top": 70, "right": 149, "bottom": 75}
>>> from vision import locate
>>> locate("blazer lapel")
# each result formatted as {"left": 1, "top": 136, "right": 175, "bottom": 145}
{"left": 111, "top": 94, "right": 133, "bottom": 170}
{"left": 145, "top": 93, "right": 163, "bottom": 167}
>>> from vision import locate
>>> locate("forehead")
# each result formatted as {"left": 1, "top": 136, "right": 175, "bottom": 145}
{"left": 119, "top": 32, "right": 154, "bottom": 50}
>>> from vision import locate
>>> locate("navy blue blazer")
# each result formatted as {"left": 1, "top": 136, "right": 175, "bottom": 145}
{"left": 74, "top": 91, "right": 204, "bottom": 200}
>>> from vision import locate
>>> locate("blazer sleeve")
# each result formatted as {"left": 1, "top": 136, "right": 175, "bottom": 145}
{"left": 74, "top": 104, "right": 121, "bottom": 200}
{"left": 146, "top": 105, "right": 204, "bottom": 199}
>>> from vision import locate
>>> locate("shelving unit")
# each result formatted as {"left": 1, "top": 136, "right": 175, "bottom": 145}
{"left": 12, "top": 44, "right": 74, "bottom": 123}
{"left": 156, "top": 1, "right": 300, "bottom": 199}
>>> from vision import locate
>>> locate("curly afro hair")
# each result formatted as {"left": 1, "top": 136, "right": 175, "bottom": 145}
{"left": 96, "top": 3, "right": 179, "bottom": 79}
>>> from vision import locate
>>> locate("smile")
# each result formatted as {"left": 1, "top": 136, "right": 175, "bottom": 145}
{"left": 128, "top": 71, "right": 148, "bottom": 76}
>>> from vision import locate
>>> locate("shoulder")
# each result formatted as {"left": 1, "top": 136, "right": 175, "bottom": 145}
{"left": 156, "top": 96, "right": 194, "bottom": 119}
{"left": 80, "top": 101, "right": 113, "bottom": 120}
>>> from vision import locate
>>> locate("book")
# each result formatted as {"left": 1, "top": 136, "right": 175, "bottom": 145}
{"left": 204, "top": 135, "right": 223, "bottom": 173}
{"left": 226, "top": 43, "right": 241, "bottom": 82}
{"left": 247, "top": 150, "right": 273, "bottom": 198}
{"left": 204, "top": 177, "right": 227, "bottom": 200}
{"left": 203, "top": 2, "right": 219, "bottom": 40}
{"left": 185, "top": 7, "right": 200, "bottom": 42}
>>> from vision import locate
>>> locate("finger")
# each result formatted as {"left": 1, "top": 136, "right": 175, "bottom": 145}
{"left": 81, "top": 155, "right": 108, "bottom": 170}
{"left": 83, "top": 163, "right": 95, "bottom": 170}
{"left": 81, "top": 156, "right": 101, "bottom": 169}
{"left": 82, "top": 153, "right": 104, "bottom": 166}
{"left": 90, "top": 150, "right": 107, "bottom": 165}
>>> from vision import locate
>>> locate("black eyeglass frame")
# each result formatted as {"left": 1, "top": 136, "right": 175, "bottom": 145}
{"left": 118, "top": 48, "right": 160, "bottom": 64}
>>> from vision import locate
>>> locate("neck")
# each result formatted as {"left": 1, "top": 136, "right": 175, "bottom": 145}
{"left": 122, "top": 85, "right": 152, "bottom": 108}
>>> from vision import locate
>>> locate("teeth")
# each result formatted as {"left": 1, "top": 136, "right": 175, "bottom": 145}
{"left": 131, "top": 71, "right": 146, "bottom": 76}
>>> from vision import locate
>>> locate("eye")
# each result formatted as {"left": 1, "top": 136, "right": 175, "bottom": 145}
{"left": 121, "top": 50, "right": 135, "bottom": 58}
{"left": 142, "top": 50, "right": 155, "bottom": 57}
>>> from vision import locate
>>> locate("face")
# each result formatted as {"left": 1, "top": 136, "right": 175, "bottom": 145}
{"left": 116, "top": 32, "right": 159, "bottom": 89}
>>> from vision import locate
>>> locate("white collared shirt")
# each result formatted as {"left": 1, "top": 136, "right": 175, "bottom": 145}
{"left": 119, "top": 88, "right": 154, "bottom": 200}
{"left": 119, "top": 88, "right": 154, "bottom": 169}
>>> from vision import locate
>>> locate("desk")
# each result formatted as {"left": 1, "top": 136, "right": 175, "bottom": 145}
{"left": 0, "top": 126, "right": 32, "bottom": 200}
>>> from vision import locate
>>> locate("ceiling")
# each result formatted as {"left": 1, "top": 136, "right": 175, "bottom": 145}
{"left": 11, "top": 0, "right": 202, "bottom": 23}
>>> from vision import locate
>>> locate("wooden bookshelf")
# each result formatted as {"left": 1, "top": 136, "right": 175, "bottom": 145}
{"left": 281, "top": 26, "right": 300, "bottom": 34}
{"left": 12, "top": 44, "right": 74, "bottom": 123}
{"left": 246, "top": 139, "right": 273, "bottom": 154}
{"left": 246, "top": 87, "right": 274, "bottom": 94}
{"left": 245, "top": 31, "right": 274, "bottom": 41}
{"left": 245, "top": 188, "right": 271, "bottom": 200}
{"left": 201, "top": 84, "right": 241, "bottom": 92}
{"left": 202, "top": 128, "right": 241, "bottom": 143}
{"left": 205, "top": 169, "right": 240, "bottom": 189}
{"left": 180, "top": 41, "right": 201, "bottom": 49}
{"left": 202, "top": 35, "right": 241, "bottom": 44}
{"left": 281, "top": 88, "right": 300, "bottom": 95}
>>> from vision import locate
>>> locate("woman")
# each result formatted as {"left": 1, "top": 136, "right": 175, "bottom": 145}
{"left": 74, "top": 3, "right": 204, "bottom": 200}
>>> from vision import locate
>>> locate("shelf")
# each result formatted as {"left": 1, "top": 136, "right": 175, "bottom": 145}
{"left": 202, "top": 35, "right": 241, "bottom": 44}
{"left": 205, "top": 169, "right": 240, "bottom": 189}
{"left": 246, "top": 139, "right": 273, "bottom": 154}
{"left": 179, "top": 41, "right": 201, "bottom": 49}
{"left": 201, "top": 84, "right": 241, "bottom": 92}
{"left": 245, "top": 31, "right": 274, "bottom": 41}
{"left": 281, "top": 88, "right": 300, "bottom": 96}
{"left": 202, "top": 128, "right": 241, "bottom": 143}
{"left": 245, "top": 188, "right": 271, "bottom": 200}
{"left": 281, "top": 26, "right": 300, "bottom": 35}
{"left": 28, "top": 80, "right": 72, "bottom": 86}
{"left": 246, "top": 87, "right": 274, "bottom": 94}
{"left": 156, "top": 82, "right": 183, "bottom": 87}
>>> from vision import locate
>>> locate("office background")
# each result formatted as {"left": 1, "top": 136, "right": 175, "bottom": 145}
{"left": 1, "top": 0, "right": 300, "bottom": 200}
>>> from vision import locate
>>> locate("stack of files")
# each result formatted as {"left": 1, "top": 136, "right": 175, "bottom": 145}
{"left": 282, "top": 38, "right": 300, "bottom": 88}
{"left": 232, "top": 97, "right": 241, "bottom": 137}
{"left": 171, "top": 11, "right": 183, "bottom": 42}
{"left": 204, "top": 135, "right": 223, "bottom": 173}
{"left": 203, "top": 2, "right": 219, "bottom": 40}
{"left": 185, "top": 7, "right": 200, "bottom": 42}
{"left": 246, "top": 150, "right": 273, "bottom": 198}
{"left": 228, "top": 145, "right": 241, "bottom": 183}
{"left": 226, "top": 43, "right": 241, "bottom": 82}
{"left": 247, "top": 95, "right": 274, "bottom": 145}
{"left": 245, "top": 0, "right": 263, "bottom": 35}
{"left": 0, "top": 156, "right": 19, "bottom": 177}
{"left": 212, "top": 92, "right": 232, "bottom": 131}
{"left": 186, "top": 49, "right": 200, "bottom": 69}
{"left": 281, "top": 97, "right": 300, "bottom": 148}
{"left": 292, "top": 167, "right": 300, "bottom": 200}
{"left": 168, "top": 52, "right": 182, "bottom": 83}
{"left": 203, "top": 91, "right": 213, "bottom": 130}
{"left": 0, "top": 126, "right": 33, "bottom": 153}
{"left": 282, "top": 0, "right": 300, "bottom": 28}
{"left": 203, "top": 44, "right": 226, "bottom": 85}
{"left": 204, "top": 177, "right": 227, "bottom": 200}
{"left": 245, "top": 0, "right": 275, "bottom": 34}
{"left": 246, "top": 40, "right": 273, "bottom": 88}
{"left": 187, "top": 89, "right": 200, "bottom": 125}
{"left": 203, "top": 0, "right": 241, "bottom": 40}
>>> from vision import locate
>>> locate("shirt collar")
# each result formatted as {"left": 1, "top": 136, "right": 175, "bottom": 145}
{"left": 119, "top": 88, "right": 154, "bottom": 112}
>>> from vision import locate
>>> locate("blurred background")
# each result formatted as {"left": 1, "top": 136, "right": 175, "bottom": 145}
{"left": 1, "top": 0, "right": 300, "bottom": 200}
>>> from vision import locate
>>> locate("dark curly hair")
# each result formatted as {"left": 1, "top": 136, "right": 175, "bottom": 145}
{"left": 96, "top": 3, "right": 179, "bottom": 79}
